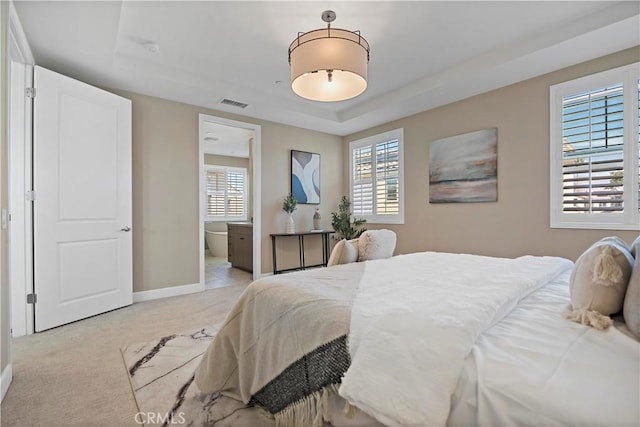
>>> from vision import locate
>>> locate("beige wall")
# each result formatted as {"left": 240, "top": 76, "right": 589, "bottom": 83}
{"left": 261, "top": 126, "right": 343, "bottom": 272}
{"left": 345, "top": 47, "right": 640, "bottom": 261}
{"left": 204, "top": 154, "right": 249, "bottom": 169}
{"left": 1, "top": 0, "right": 10, "bottom": 375}
{"left": 115, "top": 90, "right": 343, "bottom": 291}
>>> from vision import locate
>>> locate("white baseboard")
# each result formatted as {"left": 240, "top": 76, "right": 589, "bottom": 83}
{"left": 133, "top": 282, "right": 204, "bottom": 303}
{"left": 1, "top": 363, "right": 12, "bottom": 402}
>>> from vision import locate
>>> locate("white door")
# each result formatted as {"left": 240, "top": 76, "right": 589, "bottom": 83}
{"left": 33, "top": 66, "right": 132, "bottom": 332}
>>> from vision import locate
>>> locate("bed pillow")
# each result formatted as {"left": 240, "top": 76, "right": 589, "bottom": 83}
{"left": 357, "top": 230, "right": 397, "bottom": 262}
{"left": 327, "top": 239, "right": 359, "bottom": 267}
{"left": 623, "top": 237, "right": 640, "bottom": 338}
{"left": 566, "top": 237, "right": 634, "bottom": 329}
{"left": 629, "top": 235, "right": 640, "bottom": 258}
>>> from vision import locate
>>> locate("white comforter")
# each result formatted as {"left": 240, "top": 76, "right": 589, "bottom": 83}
{"left": 339, "top": 252, "right": 573, "bottom": 427}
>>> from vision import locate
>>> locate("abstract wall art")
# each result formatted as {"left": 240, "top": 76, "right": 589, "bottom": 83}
{"left": 291, "top": 150, "right": 320, "bottom": 204}
{"left": 429, "top": 128, "right": 497, "bottom": 203}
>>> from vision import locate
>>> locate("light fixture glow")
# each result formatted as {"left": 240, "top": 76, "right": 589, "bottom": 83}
{"left": 288, "top": 10, "right": 370, "bottom": 102}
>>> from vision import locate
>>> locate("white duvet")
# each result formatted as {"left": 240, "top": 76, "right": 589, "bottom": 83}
{"left": 339, "top": 252, "right": 573, "bottom": 427}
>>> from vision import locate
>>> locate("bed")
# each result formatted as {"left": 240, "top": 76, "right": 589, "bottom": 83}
{"left": 194, "top": 251, "right": 640, "bottom": 427}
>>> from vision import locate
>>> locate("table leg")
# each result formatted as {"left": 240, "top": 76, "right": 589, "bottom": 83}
{"left": 321, "top": 234, "right": 327, "bottom": 265}
{"left": 300, "top": 235, "right": 306, "bottom": 269}
{"left": 271, "top": 235, "right": 278, "bottom": 274}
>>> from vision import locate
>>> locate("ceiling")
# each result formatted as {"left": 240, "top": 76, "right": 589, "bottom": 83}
{"left": 13, "top": 1, "right": 640, "bottom": 136}
{"left": 202, "top": 120, "right": 252, "bottom": 158}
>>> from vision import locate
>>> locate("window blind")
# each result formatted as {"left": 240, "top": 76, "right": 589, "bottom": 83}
{"left": 206, "top": 170, "right": 226, "bottom": 217}
{"left": 206, "top": 167, "right": 246, "bottom": 219}
{"left": 353, "top": 145, "right": 373, "bottom": 215}
{"left": 550, "top": 63, "right": 639, "bottom": 230}
{"left": 226, "top": 170, "right": 245, "bottom": 217}
{"left": 375, "top": 140, "right": 400, "bottom": 215}
{"left": 352, "top": 138, "right": 400, "bottom": 217}
{"left": 561, "top": 84, "right": 625, "bottom": 213}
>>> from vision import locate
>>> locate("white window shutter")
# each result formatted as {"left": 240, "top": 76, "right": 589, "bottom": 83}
{"left": 205, "top": 166, "right": 247, "bottom": 221}
{"left": 550, "top": 62, "right": 639, "bottom": 230}
{"left": 349, "top": 128, "right": 404, "bottom": 224}
{"left": 561, "top": 84, "right": 625, "bottom": 213}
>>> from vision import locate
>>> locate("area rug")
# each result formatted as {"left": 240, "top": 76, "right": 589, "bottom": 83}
{"left": 121, "top": 325, "right": 274, "bottom": 427}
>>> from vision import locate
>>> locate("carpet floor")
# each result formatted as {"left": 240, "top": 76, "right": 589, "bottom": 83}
{"left": 0, "top": 283, "right": 249, "bottom": 427}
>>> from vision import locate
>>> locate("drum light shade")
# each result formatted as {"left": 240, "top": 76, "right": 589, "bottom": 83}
{"left": 289, "top": 11, "right": 370, "bottom": 102}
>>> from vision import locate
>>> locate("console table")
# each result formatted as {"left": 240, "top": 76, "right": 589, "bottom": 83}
{"left": 270, "top": 230, "right": 333, "bottom": 274}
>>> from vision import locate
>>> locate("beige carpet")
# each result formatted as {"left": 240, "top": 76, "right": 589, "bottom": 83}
{"left": 0, "top": 283, "right": 248, "bottom": 427}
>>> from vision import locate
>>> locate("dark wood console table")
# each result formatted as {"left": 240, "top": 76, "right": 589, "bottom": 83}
{"left": 270, "top": 230, "right": 333, "bottom": 274}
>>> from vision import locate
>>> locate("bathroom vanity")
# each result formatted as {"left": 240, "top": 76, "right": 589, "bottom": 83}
{"left": 227, "top": 222, "right": 253, "bottom": 273}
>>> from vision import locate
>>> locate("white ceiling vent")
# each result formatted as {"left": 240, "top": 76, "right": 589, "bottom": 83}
{"left": 219, "top": 98, "right": 249, "bottom": 109}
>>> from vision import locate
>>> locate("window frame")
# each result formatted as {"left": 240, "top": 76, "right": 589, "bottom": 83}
{"left": 549, "top": 63, "right": 639, "bottom": 230}
{"left": 204, "top": 165, "right": 248, "bottom": 222}
{"left": 348, "top": 128, "right": 405, "bottom": 224}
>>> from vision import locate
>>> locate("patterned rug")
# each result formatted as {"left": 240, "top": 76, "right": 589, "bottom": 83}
{"left": 120, "top": 325, "right": 274, "bottom": 427}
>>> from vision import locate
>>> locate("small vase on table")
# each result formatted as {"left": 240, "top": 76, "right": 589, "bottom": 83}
{"left": 286, "top": 212, "right": 295, "bottom": 234}
{"left": 313, "top": 208, "right": 321, "bottom": 230}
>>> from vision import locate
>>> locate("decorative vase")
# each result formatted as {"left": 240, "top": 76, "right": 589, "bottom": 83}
{"left": 313, "top": 208, "right": 321, "bottom": 230}
{"left": 286, "top": 212, "right": 295, "bottom": 233}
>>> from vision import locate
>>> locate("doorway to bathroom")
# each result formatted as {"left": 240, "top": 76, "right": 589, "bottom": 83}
{"left": 199, "top": 114, "right": 261, "bottom": 289}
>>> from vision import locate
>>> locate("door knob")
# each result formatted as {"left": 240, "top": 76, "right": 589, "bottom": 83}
{"left": 121, "top": 226, "right": 131, "bottom": 232}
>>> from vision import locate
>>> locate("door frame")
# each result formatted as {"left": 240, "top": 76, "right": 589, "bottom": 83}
{"left": 198, "top": 114, "right": 261, "bottom": 284}
{"left": 8, "top": 2, "right": 35, "bottom": 337}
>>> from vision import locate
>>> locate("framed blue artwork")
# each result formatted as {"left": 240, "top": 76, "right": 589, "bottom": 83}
{"left": 291, "top": 150, "right": 320, "bottom": 204}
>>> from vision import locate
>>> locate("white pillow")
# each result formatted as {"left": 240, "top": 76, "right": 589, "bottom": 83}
{"left": 327, "top": 239, "right": 359, "bottom": 267}
{"left": 623, "top": 236, "right": 640, "bottom": 338}
{"left": 630, "top": 235, "right": 640, "bottom": 258}
{"left": 357, "top": 229, "right": 397, "bottom": 262}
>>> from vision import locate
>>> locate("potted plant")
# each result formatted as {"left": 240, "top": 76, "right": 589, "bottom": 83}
{"left": 282, "top": 193, "right": 298, "bottom": 233}
{"left": 331, "top": 196, "right": 366, "bottom": 240}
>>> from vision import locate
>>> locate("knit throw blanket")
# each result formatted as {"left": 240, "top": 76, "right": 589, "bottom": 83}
{"left": 194, "top": 263, "right": 365, "bottom": 427}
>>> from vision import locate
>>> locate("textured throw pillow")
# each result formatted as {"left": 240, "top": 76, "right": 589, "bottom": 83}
{"left": 327, "top": 240, "right": 345, "bottom": 267}
{"left": 327, "top": 239, "right": 359, "bottom": 267}
{"left": 566, "top": 237, "right": 634, "bottom": 329}
{"left": 357, "top": 229, "right": 397, "bottom": 262}
{"left": 623, "top": 236, "right": 640, "bottom": 338}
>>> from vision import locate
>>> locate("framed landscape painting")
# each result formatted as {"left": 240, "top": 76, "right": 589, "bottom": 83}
{"left": 291, "top": 150, "right": 320, "bottom": 204}
{"left": 429, "top": 128, "right": 498, "bottom": 203}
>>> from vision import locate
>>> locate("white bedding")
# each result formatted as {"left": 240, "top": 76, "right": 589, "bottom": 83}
{"left": 339, "top": 252, "right": 574, "bottom": 427}
{"left": 449, "top": 269, "right": 640, "bottom": 427}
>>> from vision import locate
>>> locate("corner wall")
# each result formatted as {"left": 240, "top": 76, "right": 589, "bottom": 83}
{"left": 345, "top": 47, "right": 640, "bottom": 261}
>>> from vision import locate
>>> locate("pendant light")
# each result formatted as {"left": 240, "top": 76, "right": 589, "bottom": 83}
{"left": 288, "top": 10, "right": 370, "bottom": 102}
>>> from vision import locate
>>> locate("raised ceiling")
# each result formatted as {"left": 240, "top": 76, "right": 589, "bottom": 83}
{"left": 13, "top": 1, "right": 640, "bottom": 136}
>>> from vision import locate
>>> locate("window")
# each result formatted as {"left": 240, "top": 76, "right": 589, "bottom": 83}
{"left": 550, "top": 63, "right": 639, "bottom": 230}
{"left": 349, "top": 128, "right": 404, "bottom": 223}
{"left": 205, "top": 166, "right": 248, "bottom": 221}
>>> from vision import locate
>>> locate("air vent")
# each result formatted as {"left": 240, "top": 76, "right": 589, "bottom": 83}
{"left": 219, "top": 98, "right": 249, "bottom": 109}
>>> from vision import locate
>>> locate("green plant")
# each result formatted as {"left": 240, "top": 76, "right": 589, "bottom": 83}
{"left": 282, "top": 193, "right": 298, "bottom": 213}
{"left": 331, "top": 196, "right": 366, "bottom": 240}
